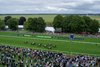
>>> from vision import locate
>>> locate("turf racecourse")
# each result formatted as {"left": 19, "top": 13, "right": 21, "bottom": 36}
{"left": 0, "top": 31, "right": 100, "bottom": 56}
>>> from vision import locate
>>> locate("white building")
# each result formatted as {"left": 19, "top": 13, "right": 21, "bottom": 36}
{"left": 5, "top": 25, "right": 24, "bottom": 29}
{"left": 99, "top": 28, "right": 100, "bottom": 33}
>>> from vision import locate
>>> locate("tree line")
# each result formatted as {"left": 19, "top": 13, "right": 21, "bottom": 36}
{"left": 53, "top": 15, "right": 100, "bottom": 34}
{"left": 0, "top": 15, "right": 99, "bottom": 34}
{"left": 0, "top": 16, "right": 46, "bottom": 32}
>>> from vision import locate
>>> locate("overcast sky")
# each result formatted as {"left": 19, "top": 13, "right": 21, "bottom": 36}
{"left": 0, "top": 0, "right": 100, "bottom": 14}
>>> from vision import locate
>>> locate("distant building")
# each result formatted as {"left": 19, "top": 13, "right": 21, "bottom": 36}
{"left": 5, "top": 25, "right": 24, "bottom": 29}
{"left": 99, "top": 28, "right": 100, "bottom": 33}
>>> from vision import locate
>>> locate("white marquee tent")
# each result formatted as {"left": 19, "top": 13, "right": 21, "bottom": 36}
{"left": 45, "top": 26, "right": 55, "bottom": 33}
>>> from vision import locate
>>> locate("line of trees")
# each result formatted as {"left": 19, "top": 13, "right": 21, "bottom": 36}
{"left": 0, "top": 15, "right": 100, "bottom": 34}
{"left": 53, "top": 15, "right": 100, "bottom": 34}
{"left": 0, "top": 19, "right": 5, "bottom": 30}
{"left": 4, "top": 16, "right": 26, "bottom": 25}
{"left": 7, "top": 18, "right": 18, "bottom": 30}
{"left": 24, "top": 17, "right": 46, "bottom": 32}
{"left": 0, "top": 16, "right": 46, "bottom": 32}
{"left": 0, "top": 17, "right": 19, "bottom": 31}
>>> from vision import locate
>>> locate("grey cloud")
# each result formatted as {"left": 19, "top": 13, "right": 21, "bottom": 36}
{"left": 0, "top": 0, "right": 100, "bottom": 14}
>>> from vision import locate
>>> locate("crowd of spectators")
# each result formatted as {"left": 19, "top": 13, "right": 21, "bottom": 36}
{"left": 0, "top": 45, "right": 100, "bottom": 67}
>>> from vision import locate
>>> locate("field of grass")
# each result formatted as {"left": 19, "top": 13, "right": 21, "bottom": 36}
{"left": 0, "top": 31, "right": 100, "bottom": 56}
{"left": 0, "top": 14, "right": 100, "bottom": 25}
{"left": 89, "top": 15, "right": 100, "bottom": 23}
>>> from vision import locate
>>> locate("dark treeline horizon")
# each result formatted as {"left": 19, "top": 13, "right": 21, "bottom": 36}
{"left": 0, "top": 13, "right": 100, "bottom": 16}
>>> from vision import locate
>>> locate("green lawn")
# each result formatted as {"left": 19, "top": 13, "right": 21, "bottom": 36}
{"left": 0, "top": 31, "right": 100, "bottom": 56}
{"left": 89, "top": 15, "right": 100, "bottom": 23}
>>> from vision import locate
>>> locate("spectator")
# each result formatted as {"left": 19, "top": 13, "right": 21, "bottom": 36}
{"left": 0, "top": 45, "right": 99, "bottom": 67}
